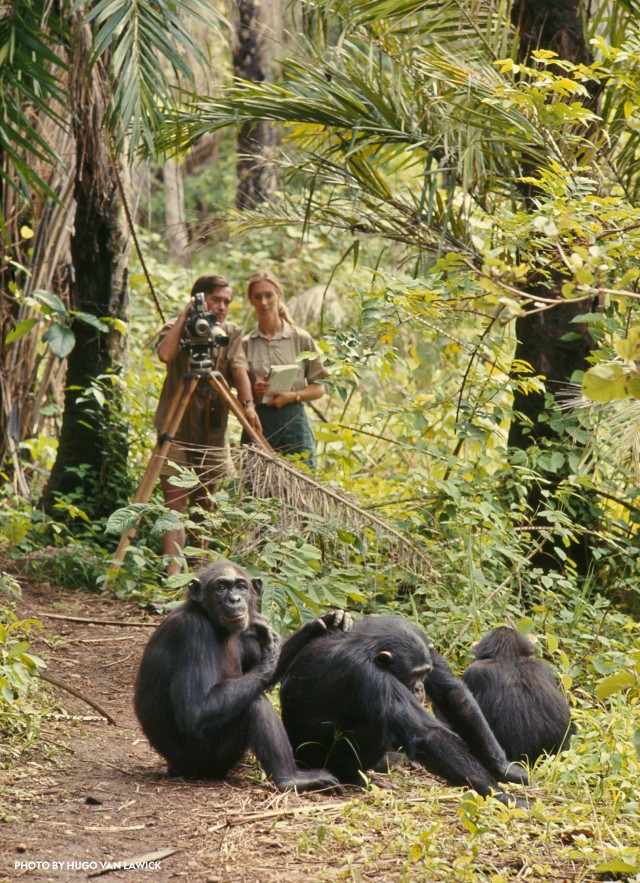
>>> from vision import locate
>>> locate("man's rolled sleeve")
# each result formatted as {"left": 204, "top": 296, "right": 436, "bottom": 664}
{"left": 227, "top": 328, "right": 250, "bottom": 374}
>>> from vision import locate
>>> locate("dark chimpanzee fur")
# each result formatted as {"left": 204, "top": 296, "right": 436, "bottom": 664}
{"left": 462, "top": 626, "right": 575, "bottom": 763}
{"left": 279, "top": 615, "right": 528, "bottom": 806}
{"left": 134, "top": 561, "right": 344, "bottom": 791}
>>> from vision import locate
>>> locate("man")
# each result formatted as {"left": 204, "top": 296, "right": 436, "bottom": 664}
{"left": 154, "top": 275, "right": 260, "bottom": 574}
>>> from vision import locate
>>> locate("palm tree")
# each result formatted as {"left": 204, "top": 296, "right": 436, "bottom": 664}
{"left": 157, "top": 0, "right": 640, "bottom": 571}
{"left": 1, "top": 0, "right": 210, "bottom": 520}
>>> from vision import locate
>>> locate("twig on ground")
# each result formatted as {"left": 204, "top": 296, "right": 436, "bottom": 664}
{"left": 38, "top": 672, "right": 118, "bottom": 726}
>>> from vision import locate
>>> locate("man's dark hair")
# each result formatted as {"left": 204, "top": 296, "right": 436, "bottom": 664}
{"left": 191, "top": 275, "right": 231, "bottom": 296}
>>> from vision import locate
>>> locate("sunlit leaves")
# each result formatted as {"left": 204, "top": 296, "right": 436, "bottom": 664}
{"left": 582, "top": 328, "right": 640, "bottom": 403}
{"left": 596, "top": 669, "right": 637, "bottom": 700}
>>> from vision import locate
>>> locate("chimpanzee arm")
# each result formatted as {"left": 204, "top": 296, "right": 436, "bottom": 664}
{"left": 384, "top": 685, "right": 526, "bottom": 807}
{"left": 171, "top": 619, "right": 281, "bottom": 738}
{"left": 273, "top": 610, "right": 352, "bottom": 683}
{"left": 425, "top": 647, "right": 528, "bottom": 785}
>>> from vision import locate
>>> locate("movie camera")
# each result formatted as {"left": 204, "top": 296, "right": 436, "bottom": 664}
{"left": 182, "top": 292, "right": 230, "bottom": 372}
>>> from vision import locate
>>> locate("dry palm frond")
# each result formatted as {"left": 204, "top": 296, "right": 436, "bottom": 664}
{"left": 231, "top": 445, "right": 434, "bottom": 577}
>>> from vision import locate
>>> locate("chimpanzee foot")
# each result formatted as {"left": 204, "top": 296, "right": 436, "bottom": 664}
{"left": 500, "top": 762, "right": 529, "bottom": 785}
{"left": 364, "top": 773, "right": 396, "bottom": 790}
{"left": 372, "top": 751, "right": 422, "bottom": 773}
{"left": 494, "top": 790, "right": 529, "bottom": 809}
{"left": 275, "top": 770, "right": 344, "bottom": 793}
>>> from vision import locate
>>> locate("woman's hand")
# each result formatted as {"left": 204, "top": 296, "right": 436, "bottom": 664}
{"left": 268, "top": 391, "right": 297, "bottom": 409}
{"left": 254, "top": 376, "right": 270, "bottom": 399}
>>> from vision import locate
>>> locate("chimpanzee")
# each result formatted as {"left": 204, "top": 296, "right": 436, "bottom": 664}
{"left": 462, "top": 626, "right": 575, "bottom": 763}
{"left": 134, "top": 561, "right": 345, "bottom": 791}
{"left": 278, "top": 615, "right": 528, "bottom": 806}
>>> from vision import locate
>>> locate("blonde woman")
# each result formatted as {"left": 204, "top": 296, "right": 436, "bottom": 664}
{"left": 241, "top": 271, "right": 329, "bottom": 470}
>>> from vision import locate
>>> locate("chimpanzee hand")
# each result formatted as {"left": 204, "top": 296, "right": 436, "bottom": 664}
{"left": 251, "top": 615, "right": 282, "bottom": 678}
{"left": 317, "top": 610, "right": 353, "bottom": 633}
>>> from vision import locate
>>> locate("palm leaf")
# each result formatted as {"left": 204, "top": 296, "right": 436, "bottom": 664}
{"left": 0, "top": 0, "right": 68, "bottom": 198}
{"left": 235, "top": 446, "right": 434, "bottom": 578}
{"left": 77, "top": 0, "right": 215, "bottom": 158}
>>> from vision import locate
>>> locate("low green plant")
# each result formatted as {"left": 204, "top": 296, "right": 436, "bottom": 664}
{"left": 0, "top": 574, "right": 45, "bottom": 745}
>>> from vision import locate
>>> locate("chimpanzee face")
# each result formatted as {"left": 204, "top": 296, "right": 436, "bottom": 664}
{"left": 406, "top": 666, "right": 429, "bottom": 704}
{"left": 189, "top": 563, "right": 262, "bottom": 632}
{"left": 375, "top": 641, "right": 432, "bottom": 704}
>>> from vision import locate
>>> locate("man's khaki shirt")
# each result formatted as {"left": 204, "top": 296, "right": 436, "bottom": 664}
{"left": 154, "top": 319, "right": 248, "bottom": 444}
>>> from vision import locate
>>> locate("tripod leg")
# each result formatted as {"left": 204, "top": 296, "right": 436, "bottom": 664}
{"left": 206, "top": 373, "right": 273, "bottom": 452}
{"left": 111, "top": 376, "right": 200, "bottom": 568}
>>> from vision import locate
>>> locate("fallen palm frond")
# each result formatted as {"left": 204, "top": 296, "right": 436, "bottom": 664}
{"left": 232, "top": 444, "right": 433, "bottom": 578}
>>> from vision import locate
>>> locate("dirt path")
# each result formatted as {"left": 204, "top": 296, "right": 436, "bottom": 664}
{"left": 2, "top": 575, "right": 583, "bottom": 883}
{"left": 1, "top": 576, "right": 359, "bottom": 883}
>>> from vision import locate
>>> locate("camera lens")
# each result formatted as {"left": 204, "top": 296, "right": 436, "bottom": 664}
{"left": 193, "top": 317, "right": 211, "bottom": 337}
{"left": 213, "top": 330, "right": 230, "bottom": 346}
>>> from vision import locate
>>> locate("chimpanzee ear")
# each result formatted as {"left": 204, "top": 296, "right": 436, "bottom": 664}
{"left": 251, "top": 578, "right": 263, "bottom": 596}
{"left": 188, "top": 579, "right": 204, "bottom": 603}
{"left": 375, "top": 650, "right": 393, "bottom": 668}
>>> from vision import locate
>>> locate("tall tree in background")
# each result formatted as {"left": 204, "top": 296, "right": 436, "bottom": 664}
{"left": 506, "top": 0, "right": 600, "bottom": 572}
{"left": 1, "top": 0, "right": 209, "bottom": 521}
{"left": 232, "top": 0, "right": 282, "bottom": 208}
{"left": 40, "top": 21, "right": 130, "bottom": 517}
{"left": 163, "top": 158, "right": 191, "bottom": 268}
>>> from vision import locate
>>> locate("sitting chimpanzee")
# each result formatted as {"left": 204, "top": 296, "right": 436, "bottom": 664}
{"left": 134, "top": 561, "right": 347, "bottom": 791}
{"left": 278, "top": 615, "right": 528, "bottom": 806}
{"left": 462, "top": 626, "right": 575, "bottom": 763}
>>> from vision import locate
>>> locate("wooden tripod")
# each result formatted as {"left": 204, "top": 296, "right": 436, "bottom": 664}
{"left": 111, "top": 368, "right": 272, "bottom": 567}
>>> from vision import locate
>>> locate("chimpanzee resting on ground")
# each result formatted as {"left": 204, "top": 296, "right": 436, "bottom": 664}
{"left": 134, "top": 561, "right": 345, "bottom": 791}
{"left": 278, "top": 615, "right": 528, "bottom": 806}
{"left": 462, "top": 626, "right": 575, "bottom": 763}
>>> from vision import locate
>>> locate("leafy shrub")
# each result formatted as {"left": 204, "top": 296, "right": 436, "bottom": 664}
{"left": 0, "top": 574, "right": 44, "bottom": 744}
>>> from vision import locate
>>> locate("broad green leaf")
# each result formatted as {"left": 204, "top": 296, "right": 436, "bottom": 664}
{"left": 5, "top": 317, "right": 38, "bottom": 343}
{"left": 111, "top": 318, "right": 128, "bottom": 335}
{"left": 613, "top": 327, "right": 640, "bottom": 362}
{"left": 151, "top": 513, "right": 184, "bottom": 535}
{"left": 167, "top": 469, "right": 200, "bottom": 488}
{"left": 74, "top": 312, "right": 109, "bottom": 333}
{"left": 42, "top": 324, "right": 75, "bottom": 358}
{"left": 582, "top": 364, "right": 627, "bottom": 402}
{"left": 595, "top": 670, "right": 636, "bottom": 700}
{"left": 34, "top": 289, "right": 67, "bottom": 316}
{"left": 561, "top": 674, "right": 573, "bottom": 690}
{"left": 634, "top": 728, "right": 640, "bottom": 760}
{"left": 105, "top": 505, "right": 147, "bottom": 534}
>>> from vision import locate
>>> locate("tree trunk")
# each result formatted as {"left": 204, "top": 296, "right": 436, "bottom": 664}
{"left": 232, "top": 0, "right": 282, "bottom": 209}
{"left": 164, "top": 158, "right": 191, "bottom": 267}
{"left": 41, "top": 23, "right": 132, "bottom": 524}
{"left": 508, "top": 0, "right": 598, "bottom": 574}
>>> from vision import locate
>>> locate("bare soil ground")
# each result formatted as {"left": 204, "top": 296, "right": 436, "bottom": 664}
{"left": 1, "top": 574, "right": 584, "bottom": 883}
